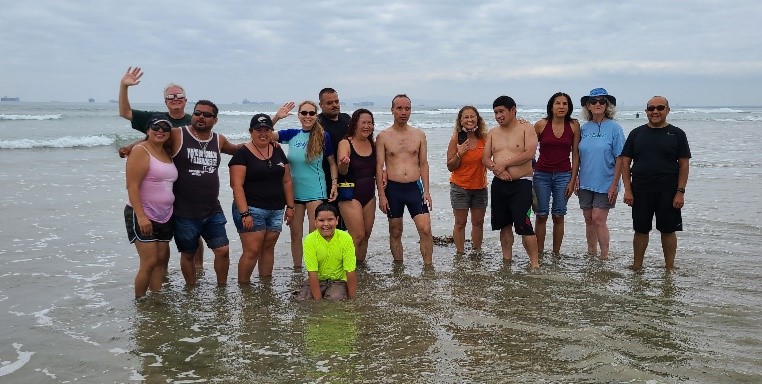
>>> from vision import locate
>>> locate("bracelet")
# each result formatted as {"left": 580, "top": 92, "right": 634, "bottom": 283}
{"left": 286, "top": 205, "right": 294, "bottom": 210}
{"left": 240, "top": 211, "right": 251, "bottom": 218}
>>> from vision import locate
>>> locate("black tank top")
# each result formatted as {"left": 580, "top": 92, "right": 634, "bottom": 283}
{"left": 172, "top": 126, "right": 222, "bottom": 218}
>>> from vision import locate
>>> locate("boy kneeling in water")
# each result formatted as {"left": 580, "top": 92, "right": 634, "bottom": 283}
{"left": 294, "top": 203, "right": 357, "bottom": 300}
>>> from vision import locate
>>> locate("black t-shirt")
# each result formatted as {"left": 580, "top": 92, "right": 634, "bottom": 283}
{"left": 621, "top": 124, "right": 691, "bottom": 186}
{"left": 228, "top": 144, "right": 290, "bottom": 209}
{"left": 318, "top": 112, "right": 351, "bottom": 188}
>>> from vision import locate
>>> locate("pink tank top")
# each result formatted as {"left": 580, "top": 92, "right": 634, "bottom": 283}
{"left": 129, "top": 149, "right": 178, "bottom": 223}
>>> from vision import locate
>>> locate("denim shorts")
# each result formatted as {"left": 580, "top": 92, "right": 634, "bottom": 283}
{"left": 533, "top": 171, "right": 572, "bottom": 216}
{"left": 173, "top": 211, "right": 229, "bottom": 254}
{"left": 231, "top": 203, "right": 285, "bottom": 233}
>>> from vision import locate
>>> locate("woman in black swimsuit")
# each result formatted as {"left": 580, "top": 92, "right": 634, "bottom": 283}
{"left": 336, "top": 109, "right": 377, "bottom": 263}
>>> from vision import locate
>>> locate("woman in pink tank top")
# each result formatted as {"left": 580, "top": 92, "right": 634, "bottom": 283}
{"left": 124, "top": 118, "right": 178, "bottom": 298}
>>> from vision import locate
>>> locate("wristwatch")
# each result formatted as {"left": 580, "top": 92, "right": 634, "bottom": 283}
{"left": 676, "top": 187, "right": 686, "bottom": 193}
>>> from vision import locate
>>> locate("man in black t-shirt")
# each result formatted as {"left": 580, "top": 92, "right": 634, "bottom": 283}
{"left": 317, "top": 88, "right": 351, "bottom": 229}
{"left": 621, "top": 96, "right": 691, "bottom": 272}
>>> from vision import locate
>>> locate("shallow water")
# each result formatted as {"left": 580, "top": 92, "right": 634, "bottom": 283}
{"left": 1, "top": 103, "right": 761, "bottom": 382}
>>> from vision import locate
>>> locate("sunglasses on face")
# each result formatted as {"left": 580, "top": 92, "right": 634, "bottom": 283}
{"left": 193, "top": 110, "right": 215, "bottom": 118}
{"left": 150, "top": 124, "right": 172, "bottom": 132}
{"left": 588, "top": 98, "right": 608, "bottom": 106}
{"left": 646, "top": 105, "right": 667, "bottom": 112}
{"left": 299, "top": 110, "right": 317, "bottom": 116}
{"left": 165, "top": 93, "right": 186, "bottom": 100}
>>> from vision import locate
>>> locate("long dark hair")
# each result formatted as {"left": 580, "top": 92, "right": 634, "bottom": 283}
{"left": 544, "top": 92, "right": 573, "bottom": 122}
{"left": 345, "top": 108, "right": 375, "bottom": 146}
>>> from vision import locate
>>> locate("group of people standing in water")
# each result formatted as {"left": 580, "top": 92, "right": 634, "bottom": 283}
{"left": 118, "top": 67, "right": 691, "bottom": 300}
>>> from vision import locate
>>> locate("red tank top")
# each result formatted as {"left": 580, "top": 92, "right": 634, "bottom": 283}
{"left": 535, "top": 120, "right": 573, "bottom": 172}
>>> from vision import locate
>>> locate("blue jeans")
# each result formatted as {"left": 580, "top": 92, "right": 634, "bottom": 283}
{"left": 533, "top": 171, "right": 572, "bottom": 217}
{"left": 231, "top": 203, "right": 285, "bottom": 233}
{"left": 173, "top": 211, "right": 229, "bottom": 253}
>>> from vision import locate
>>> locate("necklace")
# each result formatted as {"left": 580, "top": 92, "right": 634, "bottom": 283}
{"left": 253, "top": 143, "right": 272, "bottom": 169}
{"left": 191, "top": 127, "right": 210, "bottom": 153}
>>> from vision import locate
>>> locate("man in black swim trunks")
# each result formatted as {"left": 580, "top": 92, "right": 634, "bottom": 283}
{"left": 483, "top": 96, "right": 540, "bottom": 269}
{"left": 375, "top": 94, "right": 434, "bottom": 266}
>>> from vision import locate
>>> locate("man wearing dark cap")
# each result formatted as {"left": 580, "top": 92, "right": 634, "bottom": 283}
{"left": 621, "top": 96, "right": 691, "bottom": 271}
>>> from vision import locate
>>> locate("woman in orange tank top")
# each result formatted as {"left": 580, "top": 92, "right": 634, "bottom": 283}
{"left": 446, "top": 106, "right": 489, "bottom": 255}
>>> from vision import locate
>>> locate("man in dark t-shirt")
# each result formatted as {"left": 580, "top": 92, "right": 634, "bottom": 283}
{"left": 621, "top": 96, "right": 691, "bottom": 272}
{"left": 317, "top": 88, "right": 351, "bottom": 229}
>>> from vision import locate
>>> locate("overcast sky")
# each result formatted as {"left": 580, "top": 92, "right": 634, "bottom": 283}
{"left": 1, "top": 1, "right": 760, "bottom": 107}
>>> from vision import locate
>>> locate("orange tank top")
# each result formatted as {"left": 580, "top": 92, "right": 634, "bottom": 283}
{"left": 449, "top": 137, "right": 488, "bottom": 189}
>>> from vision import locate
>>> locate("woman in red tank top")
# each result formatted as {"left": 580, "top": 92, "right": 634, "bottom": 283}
{"left": 533, "top": 92, "right": 580, "bottom": 255}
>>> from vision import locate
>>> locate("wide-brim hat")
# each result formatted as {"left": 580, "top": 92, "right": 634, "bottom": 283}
{"left": 581, "top": 88, "right": 616, "bottom": 106}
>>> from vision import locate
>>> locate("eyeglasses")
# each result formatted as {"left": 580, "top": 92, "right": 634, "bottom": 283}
{"left": 251, "top": 126, "right": 272, "bottom": 131}
{"left": 165, "top": 93, "right": 186, "bottom": 100}
{"left": 150, "top": 124, "right": 172, "bottom": 132}
{"left": 299, "top": 111, "right": 317, "bottom": 116}
{"left": 588, "top": 98, "right": 608, "bottom": 106}
{"left": 646, "top": 105, "right": 667, "bottom": 112}
{"left": 193, "top": 110, "right": 215, "bottom": 118}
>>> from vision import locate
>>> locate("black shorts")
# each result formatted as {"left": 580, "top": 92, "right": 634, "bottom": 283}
{"left": 490, "top": 178, "right": 535, "bottom": 235}
{"left": 384, "top": 180, "right": 429, "bottom": 219}
{"left": 632, "top": 184, "right": 683, "bottom": 233}
{"left": 124, "top": 205, "right": 173, "bottom": 243}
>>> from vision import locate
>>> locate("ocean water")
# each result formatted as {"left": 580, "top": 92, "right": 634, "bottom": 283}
{"left": 1, "top": 101, "right": 761, "bottom": 382}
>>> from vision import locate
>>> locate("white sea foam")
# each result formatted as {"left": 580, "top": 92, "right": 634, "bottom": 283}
{"left": 0, "top": 114, "right": 62, "bottom": 121}
{"left": 674, "top": 107, "right": 746, "bottom": 114}
{"left": 219, "top": 110, "right": 262, "bottom": 116}
{"left": 33, "top": 309, "right": 52, "bottom": 326}
{"left": 0, "top": 135, "right": 114, "bottom": 149}
{"left": 0, "top": 343, "right": 35, "bottom": 377}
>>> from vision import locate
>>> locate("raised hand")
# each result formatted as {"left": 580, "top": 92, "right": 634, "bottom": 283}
{"left": 121, "top": 67, "right": 143, "bottom": 87}
{"left": 275, "top": 102, "right": 295, "bottom": 120}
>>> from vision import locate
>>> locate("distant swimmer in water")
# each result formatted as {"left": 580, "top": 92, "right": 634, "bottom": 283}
{"left": 635, "top": 112, "right": 640, "bottom": 118}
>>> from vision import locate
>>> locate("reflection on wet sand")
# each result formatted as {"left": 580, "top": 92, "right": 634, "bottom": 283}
{"left": 125, "top": 242, "right": 720, "bottom": 382}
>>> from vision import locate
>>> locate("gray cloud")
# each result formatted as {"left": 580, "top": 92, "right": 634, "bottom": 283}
{"left": 1, "top": 0, "right": 760, "bottom": 106}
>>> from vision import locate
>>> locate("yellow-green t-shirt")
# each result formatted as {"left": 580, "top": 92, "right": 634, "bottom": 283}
{"left": 303, "top": 229, "right": 356, "bottom": 281}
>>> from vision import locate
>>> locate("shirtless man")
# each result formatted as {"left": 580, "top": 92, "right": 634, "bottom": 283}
{"left": 482, "top": 96, "right": 540, "bottom": 269}
{"left": 375, "top": 94, "right": 434, "bottom": 265}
